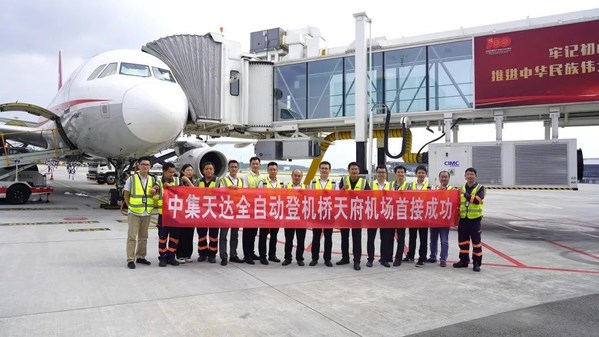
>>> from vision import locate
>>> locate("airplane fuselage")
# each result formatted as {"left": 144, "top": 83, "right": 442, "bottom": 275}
{"left": 47, "top": 49, "right": 188, "bottom": 159}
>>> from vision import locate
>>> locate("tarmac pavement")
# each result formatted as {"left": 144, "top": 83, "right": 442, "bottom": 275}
{"left": 0, "top": 168, "right": 597, "bottom": 336}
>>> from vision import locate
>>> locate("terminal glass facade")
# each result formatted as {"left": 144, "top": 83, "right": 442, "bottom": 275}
{"left": 273, "top": 39, "right": 472, "bottom": 121}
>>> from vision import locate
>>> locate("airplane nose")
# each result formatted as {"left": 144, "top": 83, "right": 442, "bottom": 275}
{"left": 122, "top": 82, "right": 188, "bottom": 144}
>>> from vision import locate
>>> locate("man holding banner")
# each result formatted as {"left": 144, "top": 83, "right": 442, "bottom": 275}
{"left": 337, "top": 162, "right": 370, "bottom": 271}
{"left": 282, "top": 169, "right": 307, "bottom": 266}
{"left": 218, "top": 160, "right": 245, "bottom": 266}
{"left": 309, "top": 161, "right": 337, "bottom": 267}
{"left": 258, "top": 162, "right": 284, "bottom": 265}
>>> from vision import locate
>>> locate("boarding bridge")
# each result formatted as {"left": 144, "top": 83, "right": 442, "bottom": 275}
{"left": 142, "top": 9, "right": 599, "bottom": 188}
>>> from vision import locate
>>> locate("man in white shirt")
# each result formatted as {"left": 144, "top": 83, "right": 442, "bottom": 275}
{"left": 218, "top": 160, "right": 245, "bottom": 266}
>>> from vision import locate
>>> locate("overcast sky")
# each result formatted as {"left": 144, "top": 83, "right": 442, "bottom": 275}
{"left": 1, "top": 0, "right": 598, "bottom": 168}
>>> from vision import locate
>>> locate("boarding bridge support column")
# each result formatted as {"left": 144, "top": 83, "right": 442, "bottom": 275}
{"left": 550, "top": 106, "right": 560, "bottom": 142}
{"left": 494, "top": 110, "right": 504, "bottom": 142}
{"left": 354, "top": 12, "right": 369, "bottom": 173}
{"left": 444, "top": 113, "right": 453, "bottom": 143}
{"left": 377, "top": 138, "right": 385, "bottom": 167}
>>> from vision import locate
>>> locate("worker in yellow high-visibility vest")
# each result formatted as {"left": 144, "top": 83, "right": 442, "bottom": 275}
{"left": 218, "top": 160, "right": 245, "bottom": 266}
{"left": 309, "top": 161, "right": 337, "bottom": 267}
{"left": 368, "top": 165, "right": 392, "bottom": 268}
{"left": 453, "top": 167, "right": 485, "bottom": 272}
{"left": 337, "top": 161, "right": 370, "bottom": 271}
{"left": 391, "top": 165, "right": 409, "bottom": 266}
{"left": 258, "top": 161, "right": 284, "bottom": 265}
{"left": 282, "top": 169, "right": 307, "bottom": 266}
{"left": 241, "top": 156, "right": 263, "bottom": 264}
{"left": 406, "top": 164, "right": 432, "bottom": 268}
{"left": 123, "top": 156, "right": 157, "bottom": 269}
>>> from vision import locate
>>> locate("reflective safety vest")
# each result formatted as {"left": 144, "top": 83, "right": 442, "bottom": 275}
{"left": 198, "top": 177, "right": 218, "bottom": 188}
{"left": 436, "top": 185, "right": 454, "bottom": 190}
{"left": 263, "top": 178, "right": 284, "bottom": 188}
{"left": 372, "top": 180, "right": 391, "bottom": 191}
{"left": 410, "top": 180, "right": 430, "bottom": 190}
{"left": 287, "top": 183, "right": 306, "bottom": 189}
{"left": 393, "top": 180, "right": 408, "bottom": 191}
{"left": 312, "top": 178, "right": 335, "bottom": 190}
{"left": 128, "top": 173, "right": 156, "bottom": 215}
{"left": 155, "top": 176, "right": 180, "bottom": 215}
{"left": 247, "top": 173, "right": 262, "bottom": 188}
{"left": 460, "top": 184, "right": 484, "bottom": 219}
{"left": 221, "top": 176, "right": 244, "bottom": 188}
{"left": 344, "top": 176, "right": 365, "bottom": 190}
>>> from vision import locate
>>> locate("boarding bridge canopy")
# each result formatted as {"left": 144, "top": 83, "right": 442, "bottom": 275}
{"left": 143, "top": 34, "right": 222, "bottom": 122}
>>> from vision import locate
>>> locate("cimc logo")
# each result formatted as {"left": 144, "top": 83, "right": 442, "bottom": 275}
{"left": 486, "top": 36, "right": 512, "bottom": 50}
{"left": 444, "top": 161, "right": 460, "bottom": 167}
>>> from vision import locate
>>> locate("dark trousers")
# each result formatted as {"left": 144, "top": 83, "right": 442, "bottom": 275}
{"left": 311, "top": 228, "right": 333, "bottom": 261}
{"left": 157, "top": 215, "right": 179, "bottom": 261}
{"left": 176, "top": 227, "right": 195, "bottom": 259}
{"left": 340, "top": 228, "right": 362, "bottom": 262}
{"left": 284, "top": 228, "right": 306, "bottom": 261}
{"left": 242, "top": 228, "right": 258, "bottom": 259}
{"left": 458, "top": 217, "right": 483, "bottom": 264}
{"left": 259, "top": 228, "right": 279, "bottom": 258}
{"left": 394, "top": 228, "right": 406, "bottom": 261}
{"left": 197, "top": 227, "right": 219, "bottom": 257}
{"left": 366, "top": 228, "right": 380, "bottom": 261}
{"left": 407, "top": 227, "right": 428, "bottom": 261}
{"left": 379, "top": 228, "right": 395, "bottom": 262}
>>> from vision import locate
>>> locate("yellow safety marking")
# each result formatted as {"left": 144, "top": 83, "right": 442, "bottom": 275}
{"left": 0, "top": 220, "right": 100, "bottom": 226}
{"left": 68, "top": 228, "right": 111, "bottom": 232}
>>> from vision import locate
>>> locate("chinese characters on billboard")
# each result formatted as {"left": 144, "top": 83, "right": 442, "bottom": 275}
{"left": 475, "top": 20, "right": 599, "bottom": 108}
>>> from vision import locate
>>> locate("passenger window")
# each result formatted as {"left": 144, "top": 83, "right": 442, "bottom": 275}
{"left": 87, "top": 64, "right": 107, "bottom": 80}
{"left": 230, "top": 70, "right": 240, "bottom": 96}
{"left": 120, "top": 63, "right": 150, "bottom": 77}
{"left": 98, "top": 63, "right": 118, "bottom": 78}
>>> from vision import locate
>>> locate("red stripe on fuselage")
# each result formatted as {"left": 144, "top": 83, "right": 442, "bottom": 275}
{"left": 49, "top": 99, "right": 109, "bottom": 114}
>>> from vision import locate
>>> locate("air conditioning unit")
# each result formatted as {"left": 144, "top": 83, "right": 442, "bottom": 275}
{"left": 428, "top": 139, "right": 578, "bottom": 189}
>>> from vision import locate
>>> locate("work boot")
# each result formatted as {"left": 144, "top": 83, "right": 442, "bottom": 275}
{"left": 282, "top": 259, "right": 292, "bottom": 266}
{"left": 159, "top": 259, "right": 167, "bottom": 267}
{"left": 473, "top": 261, "right": 481, "bottom": 272}
{"left": 426, "top": 258, "right": 437, "bottom": 263}
{"left": 353, "top": 262, "right": 361, "bottom": 271}
{"left": 135, "top": 258, "right": 151, "bottom": 265}
{"left": 268, "top": 256, "right": 281, "bottom": 263}
{"left": 207, "top": 256, "right": 217, "bottom": 264}
{"left": 324, "top": 260, "right": 333, "bottom": 267}
{"left": 336, "top": 258, "right": 350, "bottom": 265}
{"left": 393, "top": 259, "right": 402, "bottom": 267}
{"left": 366, "top": 260, "right": 373, "bottom": 268}
{"left": 197, "top": 256, "right": 207, "bottom": 262}
{"left": 168, "top": 258, "right": 180, "bottom": 266}
{"left": 243, "top": 257, "right": 255, "bottom": 265}
{"left": 260, "top": 258, "right": 269, "bottom": 265}
{"left": 453, "top": 260, "right": 469, "bottom": 268}
{"left": 309, "top": 259, "right": 318, "bottom": 266}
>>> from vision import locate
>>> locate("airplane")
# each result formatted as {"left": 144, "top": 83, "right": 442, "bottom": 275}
{"left": 0, "top": 49, "right": 229, "bottom": 204}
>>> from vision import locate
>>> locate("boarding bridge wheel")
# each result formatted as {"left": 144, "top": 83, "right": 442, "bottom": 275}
{"left": 7, "top": 184, "right": 31, "bottom": 204}
{"left": 108, "top": 188, "right": 120, "bottom": 207}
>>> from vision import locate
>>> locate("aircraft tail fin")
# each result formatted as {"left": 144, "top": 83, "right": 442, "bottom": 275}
{"left": 58, "top": 50, "right": 63, "bottom": 90}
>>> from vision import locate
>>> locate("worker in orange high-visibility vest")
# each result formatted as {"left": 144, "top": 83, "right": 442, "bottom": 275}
{"left": 453, "top": 167, "right": 485, "bottom": 272}
{"left": 196, "top": 162, "right": 219, "bottom": 264}
{"left": 154, "top": 162, "right": 180, "bottom": 267}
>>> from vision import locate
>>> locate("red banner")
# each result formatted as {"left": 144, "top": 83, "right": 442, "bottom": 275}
{"left": 475, "top": 20, "right": 599, "bottom": 108}
{"left": 162, "top": 187, "right": 459, "bottom": 228}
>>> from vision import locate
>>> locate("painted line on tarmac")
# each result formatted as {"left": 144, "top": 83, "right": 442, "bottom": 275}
{"left": 546, "top": 240, "right": 599, "bottom": 260}
{"left": 483, "top": 262, "right": 599, "bottom": 275}
{"left": 52, "top": 180, "right": 106, "bottom": 203}
{"left": 482, "top": 242, "right": 527, "bottom": 267}
{"left": 485, "top": 218, "right": 520, "bottom": 232}
{"left": 68, "top": 228, "right": 111, "bottom": 232}
{"left": 0, "top": 207, "right": 79, "bottom": 211}
{"left": 0, "top": 220, "right": 100, "bottom": 226}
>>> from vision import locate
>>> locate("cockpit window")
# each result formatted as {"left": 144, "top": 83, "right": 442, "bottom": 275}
{"left": 120, "top": 63, "right": 150, "bottom": 77}
{"left": 98, "top": 63, "right": 118, "bottom": 78}
{"left": 87, "top": 64, "right": 107, "bottom": 80}
{"left": 152, "top": 67, "right": 176, "bottom": 82}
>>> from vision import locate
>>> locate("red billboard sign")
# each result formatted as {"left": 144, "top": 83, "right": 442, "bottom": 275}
{"left": 475, "top": 20, "right": 599, "bottom": 108}
{"left": 161, "top": 187, "right": 460, "bottom": 228}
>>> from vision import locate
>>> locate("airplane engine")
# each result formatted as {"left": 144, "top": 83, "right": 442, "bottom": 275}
{"left": 177, "top": 147, "right": 228, "bottom": 178}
